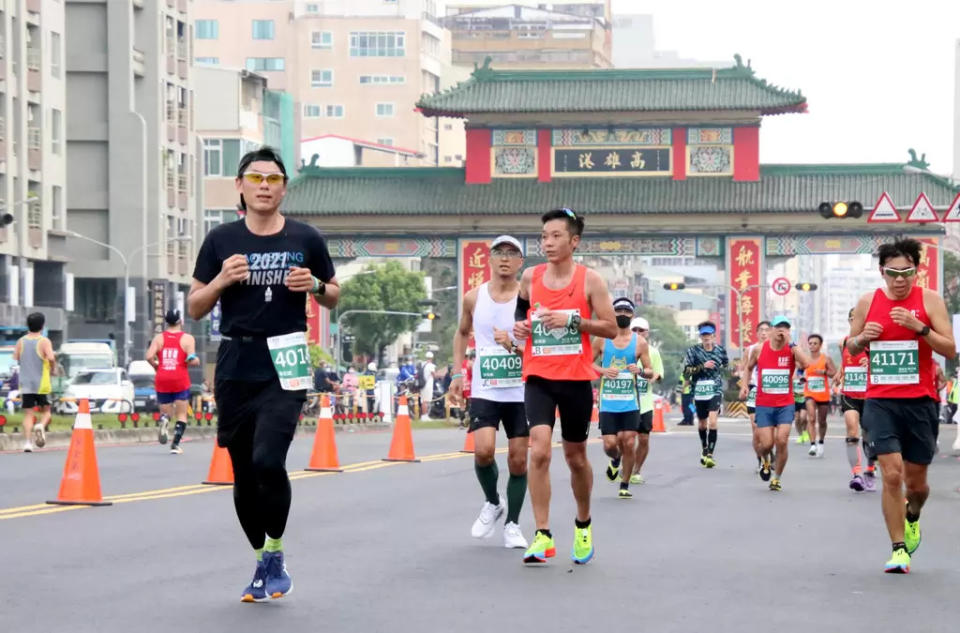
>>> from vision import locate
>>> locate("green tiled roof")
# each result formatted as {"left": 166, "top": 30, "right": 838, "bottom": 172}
{"left": 416, "top": 58, "right": 807, "bottom": 117}
{"left": 282, "top": 164, "right": 959, "bottom": 217}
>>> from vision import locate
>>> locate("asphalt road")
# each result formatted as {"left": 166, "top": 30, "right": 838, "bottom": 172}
{"left": 2, "top": 417, "right": 960, "bottom": 633}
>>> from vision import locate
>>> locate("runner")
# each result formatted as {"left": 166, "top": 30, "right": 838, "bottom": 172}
{"left": 740, "top": 317, "right": 809, "bottom": 490}
{"left": 742, "top": 321, "right": 771, "bottom": 471}
{"left": 836, "top": 308, "right": 874, "bottom": 491}
{"left": 512, "top": 208, "right": 617, "bottom": 564}
{"left": 449, "top": 235, "right": 529, "bottom": 549}
{"left": 188, "top": 147, "right": 339, "bottom": 601}
{"left": 630, "top": 316, "right": 664, "bottom": 485}
{"left": 592, "top": 298, "right": 653, "bottom": 499}
{"left": 145, "top": 310, "right": 200, "bottom": 454}
{"left": 678, "top": 372, "right": 694, "bottom": 425}
{"left": 12, "top": 312, "right": 56, "bottom": 452}
{"left": 803, "top": 334, "right": 836, "bottom": 457}
{"left": 793, "top": 370, "right": 808, "bottom": 443}
{"left": 683, "top": 322, "right": 728, "bottom": 468}
{"left": 847, "top": 238, "right": 954, "bottom": 573}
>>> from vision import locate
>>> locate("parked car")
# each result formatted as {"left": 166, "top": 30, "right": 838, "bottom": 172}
{"left": 58, "top": 368, "right": 135, "bottom": 414}
{"left": 127, "top": 360, "right": 158, "bottom": 412}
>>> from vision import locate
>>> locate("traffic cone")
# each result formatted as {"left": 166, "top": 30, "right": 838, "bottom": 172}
{"left": 652, "top": 401, "right": 666, "bottom": 433}
{"left": 383, "top": 395, "right": 420, "bottom": 462}
{"left": 47, "top": 398, "right": 111, "bottom": 506}
{"left": 202, "top": 443, "right": 234, "bottom": 485}
{"left": 306, "top": 394, "right": 343, "bottom": 472}
{"left": 590, "top": 401, "right": 599, "bottom": 425}
{"left": 461, "top": 430, "right": 475, "bottom": 453}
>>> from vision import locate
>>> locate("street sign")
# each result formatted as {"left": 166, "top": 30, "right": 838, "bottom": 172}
{"left": 771, "top": 277, "right": 791, "bottom": 296}
{"left": 867, "top": 192, "right": 901, "bottom": 223}
{"left": 943, "top": 192, "right": 960, "bottom": 223}
{"left": 905, "top": 193, "right": 939, "bottom": 223}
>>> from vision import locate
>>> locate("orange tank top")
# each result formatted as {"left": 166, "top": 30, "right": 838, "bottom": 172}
{"left": 522, "top": 264, "right": 597, "bottom": 382}
{"left": 803, "top": 354, "right": 830, "bottom": 402}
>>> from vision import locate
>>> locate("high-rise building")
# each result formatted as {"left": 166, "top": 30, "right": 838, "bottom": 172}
{"left": 611, "top": 14, "right": 719, "bottom": 69}
{"left": 0, "top": 0, "right": 69, "bottom": 344}
{"left": 818, "top": 254, "right": 876, "bottom": 347}
{"left": 193, "top": 0, "right": 458, "bottom": 167}
{"left": 63, "top": 0, "right": 201, "bottom": 365}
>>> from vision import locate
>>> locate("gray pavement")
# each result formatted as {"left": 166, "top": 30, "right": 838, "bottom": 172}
{"left": 2, "top": 418, "right": 960, "bottom": 633}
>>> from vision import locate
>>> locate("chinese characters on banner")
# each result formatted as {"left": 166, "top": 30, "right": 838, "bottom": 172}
{"left": 460, "top": 240, "right": 493, "bottom": 298}
{"left": 725, "top": 237, "right": 764, "bottom": 352}
{"left": 916, "top": 237, "right": 940, "bottom": 292}
{"left": 306, "top": 294, "right": 330, "bottom": 348}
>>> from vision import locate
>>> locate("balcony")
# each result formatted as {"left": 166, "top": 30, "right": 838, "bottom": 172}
{"left": 132, "top": 0, "right": 145, "bottom": 8}
{"left": 166, "top": 171, "right": 176, "bottom": 207}
{"left": 27, "top": 0, "right": 42, "bottom": 15}
{"left": 167, "top": 0, "right": 174, "bottom": 8}
{"left": 27, "top": 48, "right": 41, "bottom": 92}
{"left": 177, "top": 59, "right": 187, "bottom": 80}
{"left": 28, "top": 127, "right": 42, "bottom": 170}
{"left": 177, "top": 108, "right": 187, "bottom": 145}
{"left": 177, "top": 0, "right": 187, "bottom": 13}
{"left": 132, "top": 48, "right": 145, "bottom": 77}
{"left": 166, "top": 53, "right": 175, "bottom": 76}
{"left": 177, "top": 174, "right": 187, "bottom": 209}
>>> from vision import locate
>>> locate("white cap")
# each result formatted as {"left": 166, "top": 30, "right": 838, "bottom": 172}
{"left": 630, "top": 317, "right": 650, "bottom": 331}
{"left": 425, "top": 351, "right": 434, "bottom": 359}
{"left": 490, "top": 235, "right": 523, "bottom": 252}
{"left": 367, "top": 362, "right": 377, "bottom": 371}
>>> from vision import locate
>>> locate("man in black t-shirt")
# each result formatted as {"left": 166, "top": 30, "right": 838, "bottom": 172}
{"left": 188, "top": 147, "right": 339, "bottom": 603}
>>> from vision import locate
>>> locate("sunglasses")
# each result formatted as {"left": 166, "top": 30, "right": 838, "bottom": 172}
{"left": 490, "top": 248, "right": 522, "bottom": 258}
{"left": 883, "top": 267, "right": 916, "bottom": 279}
{"left": 553, "top": 207, "right": 577, "bottom": 219}
{"left": 242, "top": 172, "right": 285, "bottom": 185}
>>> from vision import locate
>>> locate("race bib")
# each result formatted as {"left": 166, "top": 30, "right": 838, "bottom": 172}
{"left": 636, "top": 376, "right": 649, "bottom": 396}
{"left": 793, "top": 379, "right": 805, "bottom": 402}
{"left": 602, "top": 372, "right": 637, "bottom": 402}
{"left": 761, "top": 369, "right": 791, "bottom": 395}
{"left": 870, "top": 340, "right": 919, "bottom": 385}
{"left": 843, "top": 366, "right": 867, "bottom": 393}
{"left": 477, "top": 346, "right": 523, "bottom": 389}
{"left": 806, "top": 376, "right": 826, "bottom": 393}
{"left": 531, "top": 310, "right": 582, "bottom": 357}
{"left": 694, "top": 379, "right": 717, "bottom": 401}
{"left": 266, "top": 332, "right": 311, "bottom": 391}
{"left": 746, "top": 386, "right": 756, "bottom": 407}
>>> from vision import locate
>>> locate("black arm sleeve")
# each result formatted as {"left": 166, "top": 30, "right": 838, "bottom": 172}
{"left": 514, "top": 295, "right": 530, "bottom": 321}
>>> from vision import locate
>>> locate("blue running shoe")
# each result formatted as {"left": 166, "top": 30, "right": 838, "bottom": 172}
{"left": 240, "top": 560, "right": 268, "bottom": 603}
{"left": 263, "top": 551, "right": 293, "bottom": 599}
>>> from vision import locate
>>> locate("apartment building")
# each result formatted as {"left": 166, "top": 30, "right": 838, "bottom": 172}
{"left": 193, "top": 0, "right": 459, "bottom": 167}
{"left": 62, "top": 0, "right": 201, "bottom": 364}
{"left": 0, "top": 0, "right": 69, "bottom": 342}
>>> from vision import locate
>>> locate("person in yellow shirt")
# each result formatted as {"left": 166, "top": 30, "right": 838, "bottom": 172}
{"left": 12, "top": 312, "right": 56, "bottom": 452}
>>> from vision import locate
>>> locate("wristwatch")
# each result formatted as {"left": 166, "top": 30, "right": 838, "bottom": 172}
{"left": 917, "top": 325, "right": 931, "bottom": 337}
{"left": 509, "top": 341, "right": 520, "bottom": 355}
{"left": 569, "top": 313, "right": 582, "bottom": 331}
{"left": 311, "top": 276, "right": 326, "bottom": 296}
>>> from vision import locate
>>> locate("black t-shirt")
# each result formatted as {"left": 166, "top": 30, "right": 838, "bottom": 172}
{"left": 193, "top": 218, "right": 335, "bottom": 382}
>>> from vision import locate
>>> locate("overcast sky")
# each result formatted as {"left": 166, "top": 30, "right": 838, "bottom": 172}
{"left": 612, "top": 0, "right": 960, "bottom": 175}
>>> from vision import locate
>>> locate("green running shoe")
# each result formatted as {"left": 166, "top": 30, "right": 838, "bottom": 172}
{"left": 571, "top": 525, "right": 594, "bottom": 564}
{"left": 630, "top": 473, "right": 644, "bottom": 485}
{"left": 905, "top": 518, "right": 921, "bottom": 555}
{"left": 617, "top": 488, "right": 632, "bottom": 499}
{"left": 703, "top": 454, "right": 716, "bottom": 469}
{"left": 605, "top": 459, "right": 620, "bottom": 482}
{"left": 769, "top": 478, "right": 782, "bottom": 491}
{"left": 884, "top": 548, "right": 910, "bottom": 574}
{"left": 523, "top": 531, "right": 556, "bottom": 564}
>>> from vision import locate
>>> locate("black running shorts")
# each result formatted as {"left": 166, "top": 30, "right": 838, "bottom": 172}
{"left": 468, "top": 398, "right": 529, "bottom": 439}
{"left": 524, "top": 375, "right": 593, "bottom": 443}
{"left": 599, "top": 410, "right": 640, "bottom": 436}
{"left": 638, "top": 410, "right": 653, "bottom": 434}
{"left": 863, "top": 397, "right": 939, "bottom": 465}
{"left": 841, "top": 395, "right": 864, "bottom": 416}
{"left": 694, "top": 395, "right": 721, "bottom": 420}
{"left": 215, "top": 378, "right": 306, "bottom": 449}
{"left": 22, "top": 393, "right": 50, "bottom": 409}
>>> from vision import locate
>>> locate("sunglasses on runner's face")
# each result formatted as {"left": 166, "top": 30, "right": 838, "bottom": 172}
{"left": 882, "top": 267, "right": 916, "bottom": 279}
{"left": 242, "top": 172, "right": 285, "bottom": 185}
{"left": 490, "top": 248, "right": 522, "bottom": 258}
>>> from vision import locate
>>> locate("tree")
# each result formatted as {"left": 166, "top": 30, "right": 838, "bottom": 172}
{"left": 337, "top": 262, "right": 426, "bottom": 361}
{"left": 636, "top": 304, "right": 693, "bottom": 393}
{"left": 420, "top": 257, "right": 458, "bottom": 366}
{"left": 943, "top": 251, "right": 960, "bottom": 374}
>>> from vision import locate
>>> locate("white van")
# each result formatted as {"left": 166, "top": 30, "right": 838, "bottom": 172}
{"left": 57, "top": 342, "right": 116, "bottom": 380}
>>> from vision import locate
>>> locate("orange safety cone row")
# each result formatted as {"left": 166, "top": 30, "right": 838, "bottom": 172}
{"left": 47, "top": 398, "right": 111, "bottom": 506}
{"left": 306, "top": 394, "right": 343, "bottom": 472}
{"left": 383, "top": 395, "right": 420, "bottom": 462}
{"left": 461, "top": 430, "right": 475, "bottom": 453}
{"left": 590, "top": 401, "right": 599, "bottom": 425}
{"left": 202, "top": 443, "right": 234, "bottom": 485}
{"left": 652, "top": 401, "right": 666, "bottom": 433}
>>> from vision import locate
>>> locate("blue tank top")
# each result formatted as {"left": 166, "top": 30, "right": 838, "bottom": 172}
{"left": 599, "top": 334, "right": 639, "bottom": 413}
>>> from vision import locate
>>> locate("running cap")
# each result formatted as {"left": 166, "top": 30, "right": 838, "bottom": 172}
{"left": 164, "top": 309, "right": 181, "bottom": 325}
{"left": 490, "top": 235, "right": 523, "bottom": 252}
{"left": 771, "top": 316, "right": 792, "bottom": 328}
{"left": 367, "top": 362, "right": 377, "bottom": 371}
{"left": 612, "top": 297, "right": 636, "bottom": 312}
{"left": 698, "top": 324, "right": 716, "bottom": 335}
{"left": 425, "top": 351, "right": 434, "bottom": 359}
{"left": 630, "top": 317, "right": 650, "bottom": 331}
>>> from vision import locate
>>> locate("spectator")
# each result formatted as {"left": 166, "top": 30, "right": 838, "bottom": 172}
{"left": 363, "top": 362, "right": 378, "bottom": 414}
{"left": 421, "top": 352, "right": 438, "bottom": 421}
{"left": 341, "top": 366, "right": 359, "bottom": 410}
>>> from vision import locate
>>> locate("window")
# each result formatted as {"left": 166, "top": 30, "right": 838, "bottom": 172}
{"left": 245, "top": 57, "right": 284, "bottom": 72}
{"left": 325, "top": 105, "right": 344, "bottom": 118}
{"left": 75, "top": 278, "right": 116, "bottom": 322}
{"left": 303, "top": 104, "right": 322, "bottom": 118}
{"left": 311, "top": 31, "right": 332, "bottom": 49}
{"left": 375, "top": 103, "right": 395, "bottom": 117}
{"left": 311, "top": 69, "right": 333, "bottom": 88}
{"left": 194, "top": 57, "right": 219, "bottom": 65}
{"left": 204, "top": 209, "right": 234, "bottom": 235}
{"left": 203, "top": 139, "right": 222, "bottom": 176}
{"left": 376, "top": 138, "right": 394, "bottom": 147}
{"left": 195, "top": 19, "right": 218, "bottom": 39}
{"left": 359, "top": 74, "right": 405, "bottom": 84}
{"left": 52, "top": 185, "right": 63, "bottom": 227}
{"left": 252, "top": 20, "right": 274, "bottom": 40}
{"left": 50, "top": 32, "right": 61, "bottom": 77}
{"left": 349, "top": 31, "right": 405, "bottom": 57}
{"left": 51, "top": 108, "right": 61, "bottom": 154}
{"left": 306, "top": 3, "right": 319, "bottom": 13}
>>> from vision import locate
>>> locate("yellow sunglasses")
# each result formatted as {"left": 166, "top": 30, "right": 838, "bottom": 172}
{"left": 242, "top": 172, "right": 285, "bottom": 185}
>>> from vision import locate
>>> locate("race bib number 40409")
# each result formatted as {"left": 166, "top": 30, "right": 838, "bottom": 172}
{"left": 531, "top": 310, "right": 582, "bottom": 357}
{"left": 477, "top": 346, "right": 523, "bottom": 388}
{"left": 870, "top": 340, "right": 919, "bottom": 385}
{"left": 267, "top": 332, "right": 312, "bottom": 391}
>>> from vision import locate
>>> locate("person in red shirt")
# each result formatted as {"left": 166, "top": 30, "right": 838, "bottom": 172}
{"left": 146, "top": 310, "right": 200, "bottom": 454}
{"left": 848, "top": 238, "right": 955, "bottom": 573}
{"left": 836, "top": 308, "right": 875, "bottom": 492}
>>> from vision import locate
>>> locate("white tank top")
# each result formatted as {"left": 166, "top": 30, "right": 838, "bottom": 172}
{"left": 470, "top": 282, "right": 525, "bottom": 403}
{"left": 749, "top": 343, "right": 760, "bottom": 385}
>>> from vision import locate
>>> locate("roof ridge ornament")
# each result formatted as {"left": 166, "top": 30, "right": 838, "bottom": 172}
{"left": 907, "top": 148, "right": 930, "bottom": 170}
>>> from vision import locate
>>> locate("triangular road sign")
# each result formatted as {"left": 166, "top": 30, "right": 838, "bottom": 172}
{"left": 905, "top": 192, "right": 939, "bottom": 223}
{"left": 868, "top": 192, "right": 901, "bottom": 223}
{"left": 943, "top": 192, "right": 960, "bottom": 223}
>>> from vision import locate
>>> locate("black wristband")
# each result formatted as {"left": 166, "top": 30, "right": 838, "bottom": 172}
{"left": 514, "top": 295, "right": 531, "bottom": 321}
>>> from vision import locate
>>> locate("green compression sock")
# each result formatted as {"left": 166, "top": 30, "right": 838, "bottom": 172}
{"left": 264, "top": 537, "right": 283, "bottom": 553}
{"left": 506, "top": 473, "right": 527, "bottom": 524}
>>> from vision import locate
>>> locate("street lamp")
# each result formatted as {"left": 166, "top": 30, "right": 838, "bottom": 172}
{"left": 66, "top": 231, "right": 193, "bottom": 366}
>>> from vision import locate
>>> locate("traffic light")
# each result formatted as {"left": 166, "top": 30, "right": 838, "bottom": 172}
{"left": 662, "top": 282, "right": 686, "bottom": 291}
{"left": 818, "top": 201, "right": 863, "bottom": 219}
{"left": 1, "top": 213, "right": 13, "bottom": 227}
{"left": 422, "top": 311, "right": 439, "bottom": 320}
{"left": 795, "top": 282, "right": 818, "bottom": 292}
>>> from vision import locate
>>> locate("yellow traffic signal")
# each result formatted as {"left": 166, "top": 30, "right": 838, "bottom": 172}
{"left": 795, "top": 282, "right": 818, "bottom": 292}
{"left": 663, "top": 282, "right": 686, "bottom": 291}
{"left": 423, "top": 311, "right": 438, "bottom": 320}
{"left": 818, "top": 201, "right": 863, "bottom": 219}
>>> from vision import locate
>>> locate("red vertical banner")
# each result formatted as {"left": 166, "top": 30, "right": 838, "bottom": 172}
{"left": 725, "top": 237, "right": 764, "bottom": 352}
{"left": 306, "top": 295, "right": 322, "bottom": 346}
{"left": 460, "top": 240, "right": 492, "bottom": 299}
{"left": 916, "top": 237, "right": 940, "bottom": 292}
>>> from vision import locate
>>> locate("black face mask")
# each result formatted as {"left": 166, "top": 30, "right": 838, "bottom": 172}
{"left": 616, "top": 315, "right": 632, "bottom": 329}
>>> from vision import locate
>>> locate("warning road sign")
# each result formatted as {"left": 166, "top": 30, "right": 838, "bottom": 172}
{"left": 772, "top": 277, "right": 791, "bottom": 296}
{"left": 905, "top": 193, "right": 939, "bottom": 223}
{"left": 943, "top": 193, "right": 960, "bottom": 223}
{"left": 868, "top": 192, "right": 901, "bottom": 223}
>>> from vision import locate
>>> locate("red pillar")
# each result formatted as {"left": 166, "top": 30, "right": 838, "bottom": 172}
{"left": 733, "top": 126, "right": 760, "bottom": 182}
{"left": 537, "top": 129, "right": 551, "bottom": 183}
{"left": 465, "top": 128, "right": 492, "bottom": 184}
{"left": 672, "top": 127, "right": 686, "bottom": 180}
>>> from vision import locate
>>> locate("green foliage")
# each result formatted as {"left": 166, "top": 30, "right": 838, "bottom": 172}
{"left": 944, "top": 251, "right": 960, "bottom": 374}
{"left": 309, "top": 345, "right": 333, "bottom": 369}
{"left": 338, "top": 263, "right": 427, "bottom": 358}
{"left": 636, "top": 304, "right": 694, "bottom": 392}
{"left": 419, "top": 258, "right": 459, "bottom": 367}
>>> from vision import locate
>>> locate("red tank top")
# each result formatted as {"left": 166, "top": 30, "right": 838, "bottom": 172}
{"left": 522, "top": 264, "right": 597, "bottom": 381}
{"left": 756, "top": 340, "right": 795, "bottom": 408}
{"left": 865, "top": 286, "right": 935, "bottom": 400}
{"left": 155, "top": 331, "right": 191, "bottom": 393}
{"left": 840, "top": 342, "right": 868, "bottom": 399}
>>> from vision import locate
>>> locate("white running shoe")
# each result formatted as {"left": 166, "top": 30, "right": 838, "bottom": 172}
{"left": 816, "top": 444, "right": 824, "bottom": 458}
{"left": 33, "top": 424, "right": 46, "bottom": 448}
{"left": 158, "top": 416, "right": 170, "bottom": 445}
{"left": 503, "top": 522, "right": 528, "bottom": 549}
{"left": 470, "top": 496, "right": 504, "bottom": 539}
{"left": 808, "top": 445, "right": 817, "bottom": 457}
{"left": 23, "top": 441, "right": 34, "bottom": 453}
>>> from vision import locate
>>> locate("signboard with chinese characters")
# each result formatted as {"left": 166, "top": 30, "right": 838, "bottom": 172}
{"left": 916, "top": 237, "right": 940, "bottom": 293}
{"left": 150, "top": 281, "right": 166, "bottom": 335}
{"left": 459, "top": 240, "right": 493, "bottom": 300}
{"left": 552, "top": 147, "right": 672, "bottom": 177}
{"left": 306, "top": 294, "right": 321, "bottom": 346}
{"left": 725, "top": 237, "right": 765, "bottom": 352}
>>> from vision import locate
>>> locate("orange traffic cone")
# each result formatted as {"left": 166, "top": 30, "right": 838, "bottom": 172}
{"left": 590, "top": 401, "right": 599, "bottom": 425}
{"left": 47, "top": 398, "right": 111, "bottom": 506}
{"left": 461, "top": 430, "right": 475, "bottom": 453}
{"left": 202, "top": 443, "right": 234, "bottom": 485}
{"left": 652, "top": 401, "right": 666, "bottom": 433}
{"left": 383, "top": 395, "right": 420, "bottom": 462}
{"left": 306, "top": 394, "right": 343, "bottom": 472}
